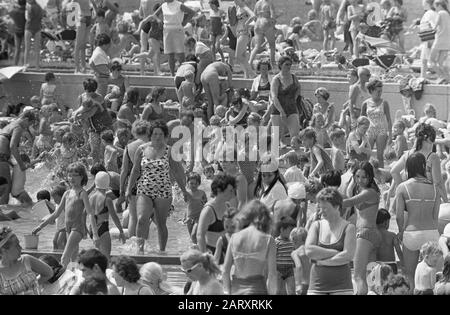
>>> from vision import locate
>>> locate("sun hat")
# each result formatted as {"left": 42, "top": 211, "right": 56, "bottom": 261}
{"left": 95, "top": 171, "right": 110, "bottom": 190}
{"left": 287, "top": 182, "right": 306, "bottom": 199}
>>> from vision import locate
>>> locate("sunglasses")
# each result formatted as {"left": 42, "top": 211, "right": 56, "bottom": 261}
{"left": 180, "top": 262, "right": 202, "bottom": 274}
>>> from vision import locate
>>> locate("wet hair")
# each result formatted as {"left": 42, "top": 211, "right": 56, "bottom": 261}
{"left": 211, "top": 174, "right": 236, "bottom": 197}
{"left": 406, "top": 152, "right": 426, "bottom": 179}
{"left": 149, "top": 87, "right": 166, "bottom": 103}
{"left": 366, "top": 79, "right": 383, "bottom": 93}
{"left": 441, "top": 255, "right": 450, "bottom": 283}
{"left": 45, "top": 72, "right": 55, "bottom": 82}
{"left": 276, "top": 216, "right": 296, "bottom": 235}
{"left": 132, "top": 120, "right": 150, "bottom": 137}
{"left": 330, "top": 128, "right": 346, "bottom": 141}
{"left": 125, "top": 87, "right": 140, "bottom": 105}
{"left": 316, "top": 187, "right": 343, "bottom": 212}
{"left": 376, "top": 208, "right": 391, "bottom": 225}
{"left": 236, "top": 199, "right": 272, "bottom": 233}
{"left": 149, "top": 120, "right": 169, "bottom": 138}
{"left": 353, "top": 161, "right": 380, "bottom": 193}
{"left": 77, "top": 249, "right": 108, "bottom": 273}
{"left": 180, "top": 249, "right": 221, "bottom": 276}
{"left": 256, "top": 58, "right": 272, "bottom": 72}
{"left": 83, "top": 78, "right": 98, "bottom": 93}
{"left": 278, "top": 56, "right": 293, "bottom": 70}
{"left": 79, "top": 276, "right": 108, "bottom": 295}
{"left": 111, "top": 255, "right": 141, "bottom": 283}
{"left": 415, "top": 123, "right": 436, "bottom": 151}
{"left": 96, "top": 33, "right": 111, "bottom": 47}
{"left": 420, "top": 241, "right": 443, "bottom": 260}
{"left": 321, "top": 170, "right": 342, "bottom": 187}
{"left": 67, "top": 162, "right": 89, "bottom": 186}
{"left": 187, "top": 172, "right": 201, "bottom": 185}
{"left": 110, "top": 61, "right": 122, "bottom": 72}
{"left": 90, "top": 163, "right": 107, "bottom": 176}
{"left": 382, "top": 274, "right": 410, "bottom": 294}
{"left": 290, "top": 227, "right": 308, "bottom": 244}
{"left": 101, "top": 129, "right": 114, "bottom": 143}
{"left": 51, "top": 185, "right": 67, "bottom": 198}
{"left": 36, "top": 190, "right": 51, "bottom": 202}
{"left": 299, "top": 127, "right": 317, "bottom": 144}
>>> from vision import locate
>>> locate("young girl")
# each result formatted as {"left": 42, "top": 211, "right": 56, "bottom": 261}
{"left": 415, "top": 241, "right": 443, "bottom": 295}
{"left": 290, "top": 227, "right": 310, "bottom": 295}
{"left": 347, "top": 0, "right": 365, "bottom": 57}
{"left": 209, "top": 0, "right": 225, "bottom": 61}
{"left": 431, "top": 0, "right": 450, "bottom": 84}
{"left": 32, "top": 162, "right": 93, "bottom": 268}
{"left": 310, "top": 112, "right": 332, "bottom": 149}
{"left": 184, "top": 173, "right": 208, "bottom": 244}
{"left": 181, "top": 249, "right": 224, "bottom": 295}
{"left": 40, "top": 72, "right": 57, "bottom": 106}
{"left": 346, "top": 116, "right": 372, "bottom": 163}
{"left": 89, "top": 171, "right": 126, "bottom": 259}
{"left": 320, "top": 0, "right": 337, "bottom": 51}
{"left": 45, "top": 132, "right": 79, "bottom": 183}
{"left": 177, "top": 71, "right": 196, "bottom": 106}
{"left": 101, "top": 130, "right": 122, "bottom": 173}
{"left": 214, "top": 208, "right": 237, "bottom": 266}
{"left": 300, "top": 127, "right": 333, "bottom": 179}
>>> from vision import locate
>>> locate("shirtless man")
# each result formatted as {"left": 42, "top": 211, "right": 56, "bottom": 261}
{"left": 249, "top": 0, "right": 277, "bottom": 69}
{"left": 138, "top": 0, "right": 156, "bottom": 75}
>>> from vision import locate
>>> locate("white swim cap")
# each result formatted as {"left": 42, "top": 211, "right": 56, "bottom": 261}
{"left": 95, "top": 171, "right": 110, "bottom": 190}
{"left": 287, "top": 182, "right": 306, "bottom": 200}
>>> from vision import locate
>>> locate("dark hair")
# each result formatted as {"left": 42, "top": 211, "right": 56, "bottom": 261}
{"left": 237, "top": 88, "right": 251, "bottom": 99}
{"left": 254, "top": 169, "right": 287, "bottom": 199}
{"left": 187, "top": 172, "right": 201, "bottom": 185}
{"left": 237, "top": 200, "right": 273, "bottom": 233}
{"left": 382, "top": 274, "right": 410, "bottom": 295}
{"left": 366, "top": 79, "right": 383, "bottom": 93}
{"left": 108, "top": 110, "right": 117, "bottom": 120}
{"left": 353, "top": 161, "right": 380, "bottom": 193}
{"left": 132, "top": 120, "right": 150, "bottom": 137}
{"left": 276, "top": 216, "right": 296, "bottom": 235}
{"left": 415, "top": 123, "right": 436, "bottom": 151}
{"left": 256, "top": 58, "right": 272, "bottom": 72}
{"left": 19, "top": 153, "right": 30, "bottom": 164}
{"left": 18, "top": 0, "right": 26, "bottom": 6}
{"left": 316, "top": 187, "right": 343, "bottom": 211}
{"left": 292, "top": 24, "right": 302, "bottom": 34}
{"left": 51, "top": 185, "right": 67, "bottom": 198}
{"left": 111, "top": 255, "right": 141, "bottom": 283}
{"left": 36, "top": 190, "right": 51, "bottom": 202}
{"left": 149, "top": 120, "right": 169, "bottom": 138}
{"left": 45, "top": 72, "right": 55, "bottom": 82}
{"left": 203, "top": 164, "right": 215, "bottom": 174}
{"left": 67, "top": 162, "right": 89, "bottom": 186}
{"left": 321, "top": 170, "right": 342, "bottom": 187}
{"left": 101, "top": 129, "right": 114, "bottom": 143}
{"left": 116, "top": 128, "right": 131, "bottom": 139}
{"left": 330, "top": 128, "right": 346, "bottom": 141}
{"left": 96, "top": 8, "right": 106, "bottom": 18}
{"left": 209, "top": 0, "right": 220, "bottom": 7}
{"left": 184, "top": 37, "right": 196, "bottom": 47}
{"left": 79, "top": 276, "right": 108, "bottom": 295}
{"left": 150, "top": 87, "right": 166, "bottom": 103}
{"left": 90, "top": 163, "right": 107, "bottom": 176}
{"left": 278, "top": 56, "right": 293, "bottom": 70}
{"left": 406, "top": 152, "right": 426, "bottom": 179}
{"left": 185, "top": 54, "right": 199, "bottom": 63}
{"left": 96, "top": 33, "right": 111, "bottom": 47}
{"left": 110, "top": 61, "right": 122, "bottom": 72}
{"left": 376, "top": 208, "right": 391, "bottom": 225}
{"left": 83, "top": 78, "right": 98, "bottom": 93}
{"left": 125, "top": 87, "right": 140, "bottom": 105}
{"left": 39, "top": 255, "right": 64, "bottom": 284}
{"left": 285, "top": 151, "right": 299, "bottom": 166}
{"left": 442, "top": 255, "right": 450, "bottom": 283}
{"left": 285, "top": 39, "right": 294, "bottom": 47}
{"left": 77, "top": 249, "right": 108, "bottom": 273}
{"left": 299, "top": 127, "right": 317, "bottom": 144}
{"left": 211, "top": 174, "right": 236, "bottom": 197}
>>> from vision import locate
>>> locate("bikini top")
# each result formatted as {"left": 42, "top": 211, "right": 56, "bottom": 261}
{"left": 317, "top": 220, "right": 349, "bottom": 252}
{"left": 206, "top": 204, "right": 224, "bottom": 233}
{"left": 404, "top": 179, "right": 436, "bottom": 205}
{"left": 356, "top": 188, "right": 380, "bottom": 211}
{"left": 258, "top": 80, "right": 270, "bottom": 91}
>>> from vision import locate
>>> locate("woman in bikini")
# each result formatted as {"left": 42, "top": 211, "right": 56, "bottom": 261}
{"left": 343, "top": 161, "right": 381, "bottom": 295}
{"left": 249, "top": 0, "right": 277, "bottom": 71}
{"left": 119, "top": 120, "right": 150, "bottom": 238}
{"left": 126, "top": 120, "right": 187, "bottom": 253}
{"left": 197, "top": 174, "right": 236, "bottom": 254}
{"left": 234, "top": 0, "right": 256, "bottom": 79}
{"left": 395, "top": 152, "right": 441, "bottom": 293}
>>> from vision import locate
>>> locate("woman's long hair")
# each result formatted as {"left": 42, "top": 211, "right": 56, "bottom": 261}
{"left": 235, "top": 199, "right": 273, "bottom": 233}
{"left": 415, "top": 123, "right": 436, "bottom": 151}
{"left": 353, "top": 161, "right": 380, "bottom": 194}
{"left": 180, "top": 249, "right": 221, "bottom": 277}
{"left": 406, "top": 152, "right": 427, "bottom": 179}
{"left": 253, "top": 169, "right": 287, "bottom": 198}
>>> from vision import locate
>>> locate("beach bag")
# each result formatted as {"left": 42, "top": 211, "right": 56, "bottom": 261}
{"left": 418, "top": 29, "right": 435, "bottom": 42}
{"left": 228, "top": 6, "right": 238, "bottom": 27}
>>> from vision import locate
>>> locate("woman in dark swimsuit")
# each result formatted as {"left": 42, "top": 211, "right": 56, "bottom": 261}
{"left": 0, "top": 111, "right": 38, "bottom": 204}
{"left": 141, "top": 87, "right": 167, "bottom": 123}
{"left": 197, "top": 174, "right": 236, "bottom": 254}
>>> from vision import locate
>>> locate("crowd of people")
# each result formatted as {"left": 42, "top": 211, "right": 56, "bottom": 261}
{"left": 1, "top": 0, "right": 450, "bottom": 296}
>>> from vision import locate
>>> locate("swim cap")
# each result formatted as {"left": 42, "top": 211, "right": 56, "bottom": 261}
{"left": 95, "top": 172, "right": 110, "bottom": 190}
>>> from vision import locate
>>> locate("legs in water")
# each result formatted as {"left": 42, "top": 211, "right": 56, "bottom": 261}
{"left": 153, "top": 198, "right": 172, "bottom": 252}
{"left": 136, "top": 194, "right": 154, "bottom": 253}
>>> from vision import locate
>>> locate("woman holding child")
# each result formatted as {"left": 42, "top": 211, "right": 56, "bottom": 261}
{"left": 127, "top": 120, "right": 188, "bottom": 253}
{"left": 395, "top": 152, "right": 441, "bottom": 293}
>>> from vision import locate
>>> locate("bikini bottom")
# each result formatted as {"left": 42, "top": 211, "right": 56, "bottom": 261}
{"left": 403, "top": 230, "right": 439, "bottom": 251}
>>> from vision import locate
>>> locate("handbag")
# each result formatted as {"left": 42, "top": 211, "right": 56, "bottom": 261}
{"left": 418, "top": 29, "right": 436, "bottom": 42}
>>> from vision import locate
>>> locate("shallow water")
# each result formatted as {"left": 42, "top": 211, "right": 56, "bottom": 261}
{"left": 1, "top": 163, "right": 213, "bottom": 256}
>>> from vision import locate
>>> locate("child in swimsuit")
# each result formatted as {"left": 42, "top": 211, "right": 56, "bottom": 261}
{"left": 101, "top": 129, "right": 122, "bottom": 173}
{"left": 184, "top": 172, "right": 208, "bottom": 244}
{"left": 177, "top": 70, "right": 196, "bottom": 106}
{"left": 88, "top": 171, "right": 126, "bottom": 259}
{"left": 33, "top": 162, "right": 93, "bottom": 268}
{"left": 320, "top": 0, "right": 337, "bottom": 51}
{"left": 275, "top": 217, "right": 296, "bottom": 295}
{"left": 209, "top": 0, "right": 225, "bottom": 62}
{"left": 40, "top": 72, "right": 57, "bottom": 106}
{"left": 300, "top": 127, "right": 333, "bottom": 179}
{"left": 214, "top": 208, "right": 237, "bottom": 267}
{"left": 31, "top": 104, "right": 53, "bottom": 159}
